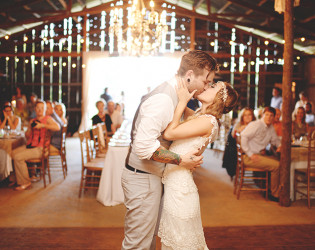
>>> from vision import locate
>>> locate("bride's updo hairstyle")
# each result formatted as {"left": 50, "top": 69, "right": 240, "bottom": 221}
{"left": 177, "top": 50, "right": 218, "bottom": 77}
{"left": 197, "top": 82, "right": 239, "bottom": 120}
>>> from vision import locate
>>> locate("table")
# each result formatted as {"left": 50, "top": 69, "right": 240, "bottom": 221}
{"left": 0, "top": 136, "right": 26, "bottom": 181}
{"left": 290, "top": 146, "right": 309, "bottom": 200}
{"left": 96, "top": 145, "right": 129, "bottom": 206}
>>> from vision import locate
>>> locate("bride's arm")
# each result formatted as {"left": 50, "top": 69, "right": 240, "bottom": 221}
{"left": 163, "top": 78, "right": 213, "bottom": 141}
{"left": 164, "top": 116, "right": 214, "bottom": 141}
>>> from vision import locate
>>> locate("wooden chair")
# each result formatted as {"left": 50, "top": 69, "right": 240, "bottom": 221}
{"left": 49, "top": 125, "right": 68, "bottom": 178}
{"left": 91, "top": 125, "right": 107, "bottom": 158}
{"left": 234, "top": 133, "right": 269, "bottom": 200}
{"left": 100, "top": 122, "right": 109, "bottom": 150}
{"left": 78, "top": 130, "right": 104, "bottom": 198}
{"left": 26, "top": 129, "right": 51, "bottom": 188}
{"left": 294, "top": 127, "right": 315, "bottom": 208}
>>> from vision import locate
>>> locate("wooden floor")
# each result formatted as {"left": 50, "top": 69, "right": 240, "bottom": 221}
{"left": 1, "top": 225, "right": 315, "bottom": 249}
{"left": 2, "top": 138, "right": 315, "bottom": 249}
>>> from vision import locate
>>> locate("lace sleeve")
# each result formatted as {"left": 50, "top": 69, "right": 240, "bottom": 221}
{"left": 200, "top": 114, "right": 219, "bottom": 143}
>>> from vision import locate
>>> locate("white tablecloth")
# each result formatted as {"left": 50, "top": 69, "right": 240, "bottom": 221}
{"left": 0, "top": 149, "right": 13, "bottom": 181}
{"left": 96, "top": 145, "right": 129, "bottom": 206}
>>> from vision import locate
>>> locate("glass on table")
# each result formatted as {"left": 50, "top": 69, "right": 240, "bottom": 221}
{"left": 4, "top": 125, "right": 10, "bottom": 135}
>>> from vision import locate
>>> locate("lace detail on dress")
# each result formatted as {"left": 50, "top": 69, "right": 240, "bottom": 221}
{"left": 159, "top": 208, "right": 207, "bottom": 250}
{"left": 158, "top": 115, "right": 217, "bottom": 250}
{"left": 199, "top": 114, "right": 219, "bottom": 143}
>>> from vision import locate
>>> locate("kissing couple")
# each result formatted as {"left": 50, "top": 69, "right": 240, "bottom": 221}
{"left": 122, "top": 50, "right": 239, "bottom": 250}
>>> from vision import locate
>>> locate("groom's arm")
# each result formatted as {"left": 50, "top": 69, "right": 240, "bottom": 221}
{"left": 151, "top": 146, "right": 181, "bottom": 165}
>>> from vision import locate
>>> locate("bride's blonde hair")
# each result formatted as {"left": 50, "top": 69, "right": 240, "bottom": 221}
{"left": 188, "top": 82, "right": 239, "bottom": 122}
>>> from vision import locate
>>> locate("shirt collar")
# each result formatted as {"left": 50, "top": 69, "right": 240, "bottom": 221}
{"left": 259, "top": 118, "right": 269, "bottom": 128}
{"left": 167, "top": 75, "right": 177, "bottom": 90}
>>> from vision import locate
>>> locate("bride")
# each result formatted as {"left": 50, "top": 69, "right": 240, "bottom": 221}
{"left": 158, "top": 79, "right": 238, "bottom": 250}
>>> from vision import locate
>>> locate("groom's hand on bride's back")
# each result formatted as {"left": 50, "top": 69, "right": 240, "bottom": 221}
{"left": 179, "top": 149, "right": 203, "bottom": 170}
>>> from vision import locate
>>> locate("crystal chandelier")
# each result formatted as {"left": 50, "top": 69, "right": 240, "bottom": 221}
{"left": 110, "top": 0, "right": 168, "bottom": 56}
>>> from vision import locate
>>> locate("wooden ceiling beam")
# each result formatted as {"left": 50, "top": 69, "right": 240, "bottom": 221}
{"left": 300, "top": 15, "right": 315, "bottom": 23}
{"left": 76, "top": 0, "right": 86, "bottom": 8}
{"left": 2, "top": 0, "right": 42, "bottom": 13}
{"left": 58, "top": 0, "right": 68, "bottom": 10}
{"left": 10, "top": 9, "right": 66, "bottom": 15}
{"left": 217, "top": 2, "right": 232, "bottom": 13}
{"left": 45, "top": 0, "right": 60, "bottom": 10}
{"left": 211, "top": 13, "right": 265, "bottom": 18}
{"left": 226, "top": 0, "right": 280, "bottom": 19}
{"left": 225, "top": 0, "right": 315, "bottom": 38}
{"left": 194, "top": 0, "right": 205, "bottom": 9}
{"left": 206, "top": 0, "right": 211, "bottom": 15}
{"left": 23, "top": 5, "right": 42, "bottom": 19}
{"left": 237, "top": 0, "right": 267, "bottom": 22}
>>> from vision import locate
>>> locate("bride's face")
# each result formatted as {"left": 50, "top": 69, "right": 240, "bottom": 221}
{"left": 196, "top": 81, "right": 223, "bottom": 105}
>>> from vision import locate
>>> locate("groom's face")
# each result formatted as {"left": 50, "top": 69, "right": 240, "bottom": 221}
{"left": 188, "top": 69, "right": 215, "bottom": 98}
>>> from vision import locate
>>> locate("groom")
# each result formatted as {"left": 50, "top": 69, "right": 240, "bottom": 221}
{"left": 122, "top": 50, "right": 218, "bottom": 250}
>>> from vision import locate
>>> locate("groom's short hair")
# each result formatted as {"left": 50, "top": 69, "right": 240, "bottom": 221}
{"left": 177, "top": 50, "right": 218, "bottom": 77}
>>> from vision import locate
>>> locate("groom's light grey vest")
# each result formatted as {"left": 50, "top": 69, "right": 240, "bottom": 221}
{"left": 126, "top": 81, "right": 178, "bottom": 177}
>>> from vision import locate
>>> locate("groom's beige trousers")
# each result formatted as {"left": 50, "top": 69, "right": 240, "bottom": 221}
{"left": 121, "top": 168, "right": 163, "bottom": 250}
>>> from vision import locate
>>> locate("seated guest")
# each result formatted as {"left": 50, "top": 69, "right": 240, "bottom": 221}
{"left": 92, "top": 99, "right": 114, "bottom": 134}
{"left": 115, "top": 102, "right": 123, "bottom": 114}
{"left": 14, "top": 98, "right": 29, "bottom": 127}
{"left": 305, "top": 102, "right": 315, "bottom": 127}
{"left": 27, "top": 92, "right": 38, "bottom": 119}
{"left": 222, "top": 107, "right": 256, "bottom": 180}
{"left": 292, "top": 107, "right": 308, "bottom": 139}
{"left": 273, "top": 108, "right": 282, "bottom": 137}
{"left": 295, "top": 91, "right": 313, "bottom": 110}
{"left": 232, "top": 107, "right": 256, "bottom": 138}
{"left": 241, "top": 107, "right": 281, "bottom": 202}
{"left": 270, "top": 87, "right": 282, "bottom": 110}
{"left": 12, "top": 86, "right": 27, "bottom": 106}
{"left": 12, "top": 100, "right": 60, "bottom": 191}
{"left": 293, "top": 91, "right": 314, "bottom": 119}
{"left": 106, "top": 100, "right": 123, "bottom": 132}
{"left": 1, "top": 102, "right": 21, "bottom": 131}
{"left": 45, "top": 101, "right": 64, "bottom": 154}
{"left": 54, "top": 102, "right": 68, "bottom": 125}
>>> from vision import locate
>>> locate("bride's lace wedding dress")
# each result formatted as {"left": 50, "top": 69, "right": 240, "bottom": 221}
{"left": 158, "top": 115, "right": 218, "bottom": 250}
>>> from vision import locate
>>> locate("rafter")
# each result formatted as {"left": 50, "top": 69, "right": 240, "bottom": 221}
{"left": 237, "top": 0, "right": 267, "bottom": 22}
{"left": 300, "top": 15, "right": 315, "bottom": 23}
{"left": 2, "top": 0, "right": 42, "bottom": 13}
{"left": 76, "top": 0, "right": 86, "bottom": 8}
{"left": 0, "top": 0, "right": 314, "bottom": 42}
{"left": 194, "top": 0, "right": 204, "bottom": 9}
{"left": 45, "top": 0, "right": 60, "bottom": 10}
{"left": 217, "top": 2, "right": 232, "bottom": 13}
{"left": 58, "top": 0, "right": 68, "bottom": 10}
{"left": 24, "top": 5, "right": 42, "bottom": 19}
{"left": 206, "top": 0, "right": 211, "bottom": 15}
{"left": 225, "top": 0, "right": 315, "bottom": 39}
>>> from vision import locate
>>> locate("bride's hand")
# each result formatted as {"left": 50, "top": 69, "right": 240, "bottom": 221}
{"left": 176, "top": 76, "right": 196, "bottom": 104}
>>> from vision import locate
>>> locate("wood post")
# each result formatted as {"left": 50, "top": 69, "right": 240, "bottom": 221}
{"left": 279, "top": 0, "right": 293, "bottom": 207}
{"left": 190, "top": 6, "right": 196, "bottom": 51}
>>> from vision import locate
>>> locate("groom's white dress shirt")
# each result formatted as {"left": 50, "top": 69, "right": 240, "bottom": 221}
{"left": 133, "top": 76, "right": 177, "bottom": 160}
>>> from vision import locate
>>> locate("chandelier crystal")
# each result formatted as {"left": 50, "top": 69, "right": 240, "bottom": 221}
{"left": 110, "top": 0, "right": 168, "bottom": 56}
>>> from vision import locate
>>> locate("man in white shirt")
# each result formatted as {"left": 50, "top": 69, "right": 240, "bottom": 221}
{"left": 305, "top": 102, "right": 315, "bottom": 126}
{"left": 105, "top": 100, "right": 123, "bottom": 131}
{"left": 241, "top": 106, "right": 281, "bottom": 201}
{"left": 270, "top": 87, "right": 282, "bottom": 110}
{"left": 122, "top": 50, "right": 218, "bottom": 250}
